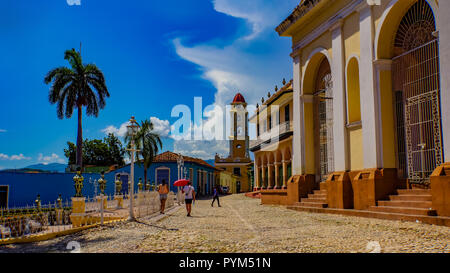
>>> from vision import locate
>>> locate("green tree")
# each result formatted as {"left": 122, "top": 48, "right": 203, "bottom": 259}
{"left": 64, "top": 135, "right": 125, "bottom": 167}
{"left": 126, "top": 119, "right": 162, "bottom": 184}
{"left": 64, "top": 142, "right": 77, "bottom": 165}
{"left": 45, "top": 48, "right": 110, "bottom": 169}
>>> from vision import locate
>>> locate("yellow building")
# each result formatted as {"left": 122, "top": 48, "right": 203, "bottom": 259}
{"left": 250, "top": 80, "right": 293, "bottom": 191}
{"left": 218, "top": 171, "right": 240, "bottom": 194}
{"left": 215, "top": 93, "right": 253, "bottom": 193}
{"left": 269, "top": 0, "right": 450, "bottom": 220}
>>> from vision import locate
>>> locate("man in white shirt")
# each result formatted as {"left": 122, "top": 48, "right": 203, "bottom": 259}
{"left": 182, "top": 181, "right": 196, "bottom": 217}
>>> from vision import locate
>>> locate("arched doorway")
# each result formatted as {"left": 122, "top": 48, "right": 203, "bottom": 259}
{"left": 392, "top": 0, "right": 442, "bottom": 184}
{"left": 314, "top": 58, "right": 334, "bottom": 182}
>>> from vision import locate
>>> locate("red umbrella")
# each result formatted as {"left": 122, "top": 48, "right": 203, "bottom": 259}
{"left": 174, "top": 179, "right": 189, "bottom": 187}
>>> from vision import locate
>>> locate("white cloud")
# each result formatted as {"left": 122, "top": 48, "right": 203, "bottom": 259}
{"left": 0, "top": 153, "right": 31, "bottom": 161}
{"left": 101, "top": 121, "right": 130, "bottom": 138}
{"left": 66, "top": 0, "right": 81, "bottom": 6}
{"left": 102, "top": 118, "right": 173, "bottom": 139}
{"left": 38, "top": 153, "right": 66, "bottom": 164}
{"left": 173, "top": 0, "right": 298, "bottom": 108}
{"left": 150, "top": 117, "right": 173, "bottom": 138}
{"left": 174, "top": 140, "right": 229, "bottom": 160}
{"left": 213, "top": 0, "right": 296, "bottom": 40}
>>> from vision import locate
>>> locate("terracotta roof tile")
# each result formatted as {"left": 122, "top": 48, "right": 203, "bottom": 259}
{"left": 154, "top": 151, "right": 219, "bottom": 170}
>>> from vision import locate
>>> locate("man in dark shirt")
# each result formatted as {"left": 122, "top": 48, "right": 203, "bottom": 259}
{"left": 211, "top": 185, "right": 221, "bottom": 207}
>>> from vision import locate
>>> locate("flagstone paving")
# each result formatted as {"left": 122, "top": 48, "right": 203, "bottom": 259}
{"left": 0, "top": 194, "right": 449, "bottom": 253}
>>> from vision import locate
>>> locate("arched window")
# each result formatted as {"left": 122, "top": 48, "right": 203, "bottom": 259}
{"left": 346, "top": 58, "right": 361, "bottom": 124}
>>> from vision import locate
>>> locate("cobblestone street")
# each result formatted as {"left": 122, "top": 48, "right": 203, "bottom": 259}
{"left": 1, "top": 194, "right": 449, "bottom": 253}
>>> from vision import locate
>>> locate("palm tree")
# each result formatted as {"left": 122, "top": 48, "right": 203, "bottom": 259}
{"left": 44, "top": 48, "right": 109, "bottom": 169}
{"left": 126, "top": 119, "right": 162, "bottom": 185}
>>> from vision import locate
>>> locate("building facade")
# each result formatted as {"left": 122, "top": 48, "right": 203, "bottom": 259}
{"left": 271, "top": 0, "right": 450, "bottom": 220}
{"left": 114, "top": 151, "right": 218, "bottom": 196}
{"left": 215, "top": 93, "right": 253, "bottom": 193}
{"left": 249, "top": 80, "right": 294, "bottom": 204}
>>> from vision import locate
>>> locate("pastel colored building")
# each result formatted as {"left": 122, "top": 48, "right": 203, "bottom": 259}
{"left": 250, "top": 79, "right": 294, "bottom": 192}
{"left": 107, "top": 151, "right": 219, "bottom": 196}
{"left": 218, "top": 171, "right": 240, "bottom": 194}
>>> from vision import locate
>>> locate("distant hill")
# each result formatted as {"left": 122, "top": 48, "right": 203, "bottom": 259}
{"left": 0, "top": 168, "right": 52, "bottom": 173}
{"left": 24, "top": 163, "right": 67, "bottom": 173}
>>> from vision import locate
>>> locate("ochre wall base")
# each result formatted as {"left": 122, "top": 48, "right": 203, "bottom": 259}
{"left": 260, "top": 189, "right": 288, "bottom": 205}
{"left": 351, "top": 168, "right": 404, "bottom": 210}
{"left": 326, "top": 172, "right": 353, "bottom": 209}
{"left": 431, "top": 163, "right": 450, "bottom": 217}
{"left": 286, "top": 175, "right": 316, "bottom": 206}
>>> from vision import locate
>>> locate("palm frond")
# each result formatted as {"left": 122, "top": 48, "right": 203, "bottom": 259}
{"left": 64, "top": 49, "right": 83, "bottom": 75}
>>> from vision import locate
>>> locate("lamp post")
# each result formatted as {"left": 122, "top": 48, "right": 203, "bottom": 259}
{"left": 127, "top": 116, "right": 140, "bottom": 221}
{"left": 177, "top": 154, "right": 184, "bottom": 180}
{"left": 177, "top": 154, "right": 184, "bottom": 205}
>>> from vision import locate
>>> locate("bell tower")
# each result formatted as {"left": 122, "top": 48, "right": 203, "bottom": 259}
{"left": 229, "top": 93, "right": 249, "bottom": 159}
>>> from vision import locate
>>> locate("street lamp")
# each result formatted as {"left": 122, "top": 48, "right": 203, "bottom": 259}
{"left": 177, "top": 154, "right": 184, "bottom": 180}
{"left": 127, "top": 116, "right": 140, "bottom": 221}
{"left": 177, "top": 154, "right": 185, "bottom": 205}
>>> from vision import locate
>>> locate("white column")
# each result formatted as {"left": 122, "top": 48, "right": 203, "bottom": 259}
{"left": 254, "top": 163, "right": 259, "bottom": 190}
{"left": 282, "top": 160, "right": 289, "bottom": 187}
{"left": 292, "top": 53, "right": 306, "bottom": 175}
{"left": 267, "top": 164, "right": 274, "bottom": 188}
{"left": 358, "top": 3, "right": 383, "bottom": 169}
{"left": 330, "top": 19, "right": 348, "bottom": 171}
{"left": 440, "top": 0, "right": 450, "bottom": 162}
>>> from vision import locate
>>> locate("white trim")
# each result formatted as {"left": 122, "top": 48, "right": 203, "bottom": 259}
{"left": 345, "top": 54, "right": 361, "bottom": 72}
{"left": 373, "top": 59, "right": 393, "bottom": 70}
{"left": 331, "top": 23, "right": 348, "bottom": 171}
{"left": 301, "top": 47, "right": 332, "bottom": 92}
{"left": 214, "top": 162, "right": 251, "bottom": 166}
{"left": 293, "top": 55, "right": 304, "bottom": 175}
{"left": 345, "top": 55, "right": 361, "bottom": 123}
{"left": 359, "top": 2, "right": 383, "bottom": 168}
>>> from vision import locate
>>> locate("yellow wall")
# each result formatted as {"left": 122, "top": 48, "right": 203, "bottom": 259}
{"left": 343, "top": 11, "right": 360, "bottom": 59}
{"left": 291, "top": 0, "right": 353, "bottom": 45}
{"left": 374, "top": 0, "right": 426, "bottom": 59}
{"left": 349, "top": 128, "right": 364, "bottom": 171}
{"left": 346, "top": 58, "right": 361, "bottom": 124}
{"left": 301, "top": 34, "right": 332, "bottom": 85}
{"left": 304, "top": 102, "right": 315, "bottom": 174}
{"left": 286, "top": 0, "right": 438, "bottom": 175}
{"left": 219, "top": 171, "right": 239, "bottom": 194}
{"left": 379, "top": 70, "right": 396, "bottom": 168}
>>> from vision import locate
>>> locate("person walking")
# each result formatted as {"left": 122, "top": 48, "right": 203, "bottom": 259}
{"left": 211, "top": 185, "right": 221, "bottom": 207}
{"left": 182, "top": 181, "right": 195, "bottom": 217}
{"left": 157, "top": 179, "right": 169, "bottom": 214}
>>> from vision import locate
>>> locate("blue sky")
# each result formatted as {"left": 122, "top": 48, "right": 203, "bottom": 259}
{"left": 0, "top": 0, "right": 298, "bottom": 170}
